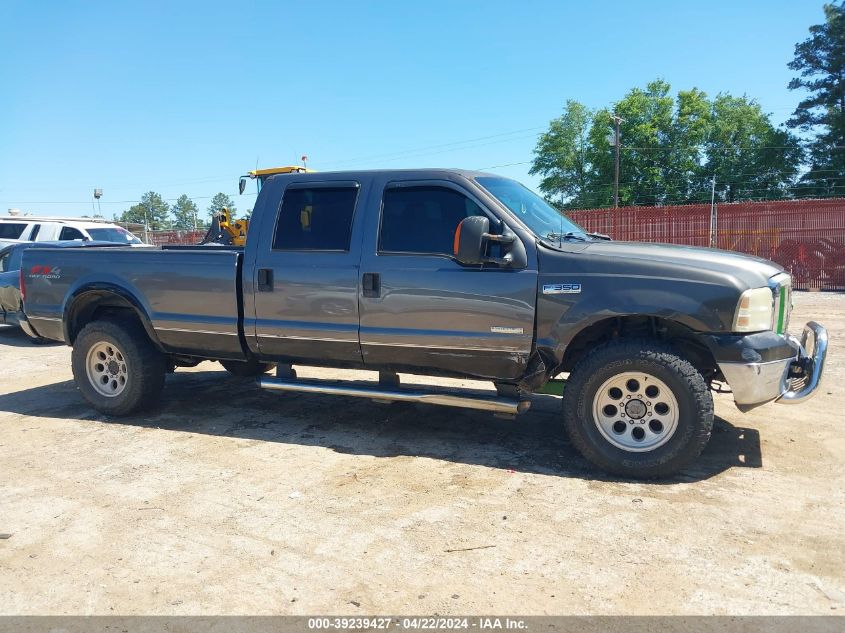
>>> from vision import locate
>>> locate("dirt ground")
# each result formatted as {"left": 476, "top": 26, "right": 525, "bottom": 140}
{"left": 0, "top": 292, "right": 843, "bottom": 616}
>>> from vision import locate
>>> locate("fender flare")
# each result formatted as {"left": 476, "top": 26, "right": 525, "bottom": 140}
{"left": 63, "top": 283, "right": 164, "bottom": 350}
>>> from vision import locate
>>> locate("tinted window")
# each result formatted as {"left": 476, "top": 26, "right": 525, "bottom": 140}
{"left": 87, "top": 227, "right": 142, "bottom": 244}
{"left": 59, "top": 227, "right": 85, "bottom": 241}
{"left": 273, "top": 186, "right": 358, "bottom": 251}
{"left": 0, "top": 223, "right": 26, "bottom": 239}
{"left": 0, "top": 251, "right": 9, "bottom": 272}
{"left": 380, "top": 186, "right": 485, "bottom": 256}
{"left": 29, "top": 224, "right": 41, "bottom": 240}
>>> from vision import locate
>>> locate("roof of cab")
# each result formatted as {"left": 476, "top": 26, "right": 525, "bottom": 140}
{"left": 262, "top": 168, "right": 502, "bottom": 183}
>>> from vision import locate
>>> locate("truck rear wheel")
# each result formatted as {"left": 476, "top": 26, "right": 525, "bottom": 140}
{"left": 220, "top": 359, "right": 276, "bottom": 377}
{"left": 71, "top": 318, "right": 166, "bottom": 416}
{"left": 561, "top": 339, "right": 713, "bottom": 478}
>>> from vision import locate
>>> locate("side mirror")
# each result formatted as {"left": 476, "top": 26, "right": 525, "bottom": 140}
{"left": 239, "top": 177, "right": 247, "bottom": 195}
{"left": 453, "top": 216, "right": 489, "bottom": 265}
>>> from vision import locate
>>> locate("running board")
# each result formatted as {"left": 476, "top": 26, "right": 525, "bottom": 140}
{"left": 258, "top": 376, "right": 531, "bottom": 415}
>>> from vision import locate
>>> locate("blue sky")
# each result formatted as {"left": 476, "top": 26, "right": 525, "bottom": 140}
{"left": 0, "top": 0, "right": 825, "bottom": 218}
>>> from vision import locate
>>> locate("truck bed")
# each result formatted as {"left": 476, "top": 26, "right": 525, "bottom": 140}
{"left": 22, "top": 246, "right": 247, "bottom": 360}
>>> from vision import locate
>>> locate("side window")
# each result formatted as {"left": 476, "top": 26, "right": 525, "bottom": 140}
{"left": 0, "top": 223, "right": 26, "bottom": 239}
{"left": 272, "top": 186, "right": 358, "bottom": 251}
{"left": 379, "top": 186, "right": 485, "bottom": 256}
{"left": 0, "top": 252, "right": 9, "bottom": 272}
{"left": 29, "top": 224, "right": 41, "bottom": 240}
{"left": 59, "top": 226, "right": 85, "bottom": 241}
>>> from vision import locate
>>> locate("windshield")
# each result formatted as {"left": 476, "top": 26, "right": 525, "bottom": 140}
{"left": 86, "top": 227, "right": 142, "bottom": 244}
{"left": 475, "top": 177, "right": 587, "bottom": 241}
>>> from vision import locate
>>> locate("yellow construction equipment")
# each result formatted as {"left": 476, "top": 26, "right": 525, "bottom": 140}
{"left": 238, "top": 165, "right": 312, "bottom": 195}
{"left": 203, "top": 206, "right": 250, "bottom": 247}
{"left": 202, "top": 166, "right": 313, "bottom": 247}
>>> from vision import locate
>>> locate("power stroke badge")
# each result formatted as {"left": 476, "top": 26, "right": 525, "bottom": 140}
{"left": 542, "top": 283, "right": 582, "bottom": 294}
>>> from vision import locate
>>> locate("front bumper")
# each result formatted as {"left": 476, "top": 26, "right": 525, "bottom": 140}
{"left": 714, "top": 322, "right": 828, "bottom": 411}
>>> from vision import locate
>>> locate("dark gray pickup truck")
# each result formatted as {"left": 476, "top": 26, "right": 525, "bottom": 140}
{"left": 21, "top": 169, "right": 828, "bottom": 477}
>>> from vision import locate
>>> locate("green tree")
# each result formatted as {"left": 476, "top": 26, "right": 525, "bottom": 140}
{"left": 117, "top": 191, "right": 170, "bottom": 230}
{"left": 588, "top": 80, "right": 679, "bottom": 207}
{"left": 705, "top": 95, "right": 803, "bottom": 202}
{"left": 207, "top": 192, "right": 236, "bottom": 220}
{"left": 531, "top": 80, "right": 803, "bottom": 208}
{"left": 171, "top": 194, "right": 201, "bottom": 230}
{"left": 530, "top": 100, "right": 593, "bottom": 208}
{"left": 788, "top": 1, "right": 845, "bottom": 196}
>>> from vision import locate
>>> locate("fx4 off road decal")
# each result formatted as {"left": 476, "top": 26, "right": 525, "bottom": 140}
{"left": 543, "top": 283, "right": 581, "bottom": 295}
{"left": 28, "top": 265, "right": 62, "bottom": 280}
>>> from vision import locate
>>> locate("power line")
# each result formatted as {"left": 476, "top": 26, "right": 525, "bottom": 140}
{"left": 0, "top": 191, "right": 258, "bottom": 206}
{"left": 321, "top": 126, "right": 546, "bottom": 166}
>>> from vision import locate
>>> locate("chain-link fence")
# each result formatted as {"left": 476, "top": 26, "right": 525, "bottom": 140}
{"left": 567, "top": 198, "right": 845, "bottom": 290}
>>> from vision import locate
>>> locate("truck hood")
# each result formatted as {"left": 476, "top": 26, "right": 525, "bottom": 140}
{"left": 578, "top": 240, "right": 783, "bottom": 288}
{"left": 535, "top": 240, "right": 785, "bottom": 335}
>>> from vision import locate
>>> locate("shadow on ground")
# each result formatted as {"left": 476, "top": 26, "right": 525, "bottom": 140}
{"left": 0, "top": 325, "right": 63, "bottom": 348}
{"left": 0, "top": 369, "right": 761, "bottom": 483}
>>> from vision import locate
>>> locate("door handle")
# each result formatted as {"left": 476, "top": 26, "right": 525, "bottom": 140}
{"left": 362, "top": 272, "right": 380, "bottom": 298}
{"left": 257, "top": 268, "right": 274, "bottom": 292}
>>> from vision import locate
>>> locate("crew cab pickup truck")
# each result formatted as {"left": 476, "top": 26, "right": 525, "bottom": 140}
{"left": 20, "top": 169, "right": 828, "bottom": 477}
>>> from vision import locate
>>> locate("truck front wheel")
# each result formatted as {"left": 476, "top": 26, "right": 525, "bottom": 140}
{"left": 71, "top": 318, "right": 166, "bottom": 416}
{"left": 562, "top": 339, "right": 713, "bottom": 478}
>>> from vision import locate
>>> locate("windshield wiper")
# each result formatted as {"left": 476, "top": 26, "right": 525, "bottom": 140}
{"left": 585, "top": 231, "right": 611, "bottom": 241}
{"left": 546, "top": 231, "right": 588, "bottom": 242}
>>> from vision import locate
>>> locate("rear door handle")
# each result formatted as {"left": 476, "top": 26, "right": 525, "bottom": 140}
{"left": 257, "top": 268, "right": 274, "bottom": 292}
{"left": 362, "top": 272, "right": 380, "bottom": 298}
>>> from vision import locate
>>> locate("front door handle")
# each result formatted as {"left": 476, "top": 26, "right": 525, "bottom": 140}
{"left": 362, "top": 272, "right": 380, "bottom": 298}
{"left": 257, "top": 268, "right": 274, "bottom": 292}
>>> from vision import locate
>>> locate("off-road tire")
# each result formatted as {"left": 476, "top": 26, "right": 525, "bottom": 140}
{"left": 561, "top": 339, "right": 713, "bottom": 478}
{"left": 71, "top": 318, "right": 166, "bottom": 416}
{"left": 220, "top": 359, "right": 276, "bottom": 377}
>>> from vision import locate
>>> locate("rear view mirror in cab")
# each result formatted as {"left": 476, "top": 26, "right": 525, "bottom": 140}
{"left": 453, "top": 216, "right": 524, "bottom": 268}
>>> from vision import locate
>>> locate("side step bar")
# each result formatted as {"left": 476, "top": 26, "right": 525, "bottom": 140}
{"left": 258, "top": 376, "right": 531, "bottom": 415}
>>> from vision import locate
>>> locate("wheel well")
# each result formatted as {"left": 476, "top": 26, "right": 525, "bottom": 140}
{"left": 558, "top": 316, "right": 720, "bottom": 381}
{"left": 67, "top": 290, "right": 148, "bottom": 345}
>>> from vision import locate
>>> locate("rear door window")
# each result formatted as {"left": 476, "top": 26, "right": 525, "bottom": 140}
{"left": 272, "top": 186, "right": 359, "bottom": 251}
{"left": 0, "top": 223, "right": 27, "bottom": 239}
{"left": 29, "top": 224, "right": 41, "bottom": 240}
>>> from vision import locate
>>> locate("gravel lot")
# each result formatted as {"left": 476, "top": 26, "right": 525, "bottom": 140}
{"left": 1, "top": 292, "right": 844, "bottom": 615}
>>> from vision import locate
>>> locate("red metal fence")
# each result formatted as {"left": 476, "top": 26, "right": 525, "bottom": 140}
{"left": 145, "top": 229, "right": 206, "bottom": 246}
{"left": 567, "top": 199, "right": 845, "bottom": 291}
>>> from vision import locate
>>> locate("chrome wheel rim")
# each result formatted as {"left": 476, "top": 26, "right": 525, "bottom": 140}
{"left": 85, "top": 341, "right": 128, "bottom": 397}
{"left": 592, "top": 371, "right": 679, "bottom": 452}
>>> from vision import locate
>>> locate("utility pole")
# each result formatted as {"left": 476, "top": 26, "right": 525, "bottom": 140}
{"left": 145, "top": 201, "right": 151, "bottom": 244}
{"left": 611, "top": 115, "right": 625, "bottom": 208}
{"left": 709, "top": 176, "right": 717, "bottom": 248}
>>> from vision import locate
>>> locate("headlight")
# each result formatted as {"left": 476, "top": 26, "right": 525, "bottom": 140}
{"left": 733, "top": 287, "right": 774, "bottom": 332}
